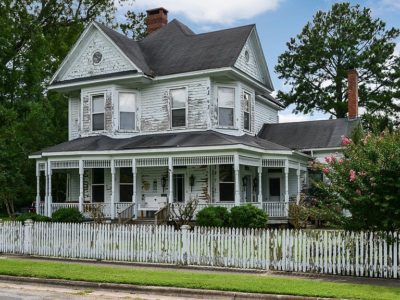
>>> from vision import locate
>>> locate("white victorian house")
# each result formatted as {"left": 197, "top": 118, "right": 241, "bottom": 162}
{"left": 29, "top": 8, "right": 358, "bottom": 223}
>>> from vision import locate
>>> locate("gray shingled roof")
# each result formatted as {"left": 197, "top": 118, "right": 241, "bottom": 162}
{"left": 33, "top": 130, "right": 290, "bottom": 156}
{"left": 258, "top": 118, "right": 360, "bottom": 150}
{"left": 95, "top": 19, "right": 254, "bottom": 77}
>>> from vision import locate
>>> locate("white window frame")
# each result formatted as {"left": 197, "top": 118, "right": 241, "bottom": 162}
{"left": 91, "top": 93, "right": 105, "bottom": 132}
{"left": 217, "top": 86, "right": 236, "bottom": 128}
{"left": 243, "top": 90, "right": 251, "bottom": 132}
{"left": 118, "top": 91, "right": 137, "bottom": 132}
{"left": 169, "top": 86, "right": 188, "bottom": 129}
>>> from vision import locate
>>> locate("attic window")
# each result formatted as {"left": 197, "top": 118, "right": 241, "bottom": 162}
{"left": 244, "top": 50, "right": 250, "bottom": 63}
{"left": 92, "top": 51, "right": 102, "bottom": 65}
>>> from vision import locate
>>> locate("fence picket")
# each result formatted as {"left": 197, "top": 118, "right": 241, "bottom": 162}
{"left": 1, "top": 220, "right": 399, "bottom": 278}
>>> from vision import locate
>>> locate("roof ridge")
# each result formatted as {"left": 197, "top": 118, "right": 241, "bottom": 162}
{"left": 265, "top": 118, "right": 348, "bottom": 126}
{"left": 194, "top": 23, "right": 255, "bottom": 37}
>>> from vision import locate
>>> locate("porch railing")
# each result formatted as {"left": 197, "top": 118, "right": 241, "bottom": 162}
{"left": 51, "top": 203, "right": 79, "bottom": 212}
{"left": 38, "top": 202, "right": 46, "bottom": 216}
{"left": 118, "top": 204, "right": 136, "bottom": 224}
{"left": 263, "top": 201, "right": 288, "bottom": 218}
{"left": 41, "top": 201, "right": 289, "bottom": 219}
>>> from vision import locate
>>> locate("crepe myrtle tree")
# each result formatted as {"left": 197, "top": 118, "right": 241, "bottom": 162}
{"left": 311, "top": 128, "right": 400, "bottom": 231}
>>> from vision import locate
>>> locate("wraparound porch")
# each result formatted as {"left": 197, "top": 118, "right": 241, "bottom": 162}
{"left": 34, "top": 152, "right": 308, "bottom": 223}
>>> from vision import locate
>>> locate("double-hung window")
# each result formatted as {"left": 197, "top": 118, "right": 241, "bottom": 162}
{"left": 92, "top": 94, "right": 105, "bottom": 131}
{"left": 243, "top": 91, "right": 251, "bottom": 131}
{"left": 218, "top": 87, "right": 235, "bottom": 127}
{"left": 170, "top": 87, "right": 187, "bottom": 128}
{"left": 119, "top": 92, "right": 136, "bottom": 130}
{"left": 92, "top": 168, "right": 104, "bottom": 203}
{"left": 219, "top": 165, "right": 235, "bottom": 201}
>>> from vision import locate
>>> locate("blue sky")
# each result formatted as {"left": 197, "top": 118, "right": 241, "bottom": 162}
{"left": 116, "top": 0, "right": 400, "bottom": 122}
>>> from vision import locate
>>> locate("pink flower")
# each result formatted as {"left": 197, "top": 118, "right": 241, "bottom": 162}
{"left": 322, "top": 167, "right": 330, "bottom": 174}
{"left": 356, "top": 189, "right": 362, "bottom": 195}
{"left": 349, "top": 169, "right": 357, "bottom": 182}
{"left": 341, "top": 136, "right": 352, "bottom": 146}
{"left": 325, "top": 155, "right": 337, "bottom": 164}
{"left": 338, "top": 159, "right": 344, "bottom": 165}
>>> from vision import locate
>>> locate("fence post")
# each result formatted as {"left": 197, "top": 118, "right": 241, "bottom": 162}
{"left": 23, "top": 219, "right": 34, "bottom": 255}
{"left": 181, "top": 225, "right": 191, "bottom": 265}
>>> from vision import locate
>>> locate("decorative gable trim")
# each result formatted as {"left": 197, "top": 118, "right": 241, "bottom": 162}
{"left": 234, "top": 27, "right": 274, "bottom": 91}
{"left": 49, "top": 22, "right": 142, "bottom": 86}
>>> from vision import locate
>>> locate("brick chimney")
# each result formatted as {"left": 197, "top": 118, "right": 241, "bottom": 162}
{"left": 146, "top": 7, "right": 168, "bottom": 34}
{"left": 347, "top": 69, "right": 358, "bottom": 120}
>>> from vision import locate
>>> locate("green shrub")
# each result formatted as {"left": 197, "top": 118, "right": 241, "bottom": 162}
{"left": 51, "top": 208, "right": 84, "bottom": 223}
{"left": 196, "top": 206, "right": 230, "bottom": 227}
{"left": 230, "top": 204, "right": 268, "bottom": 229}
{"left": 16, "top": 213, "right": 51, "bottom": 222}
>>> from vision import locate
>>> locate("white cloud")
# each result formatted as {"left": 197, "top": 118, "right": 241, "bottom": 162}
{"left": 380, "top": 0, "right": 400, "bottom": 10}
{"left": 122, "top": 0, "right": 281, "bottom": 24}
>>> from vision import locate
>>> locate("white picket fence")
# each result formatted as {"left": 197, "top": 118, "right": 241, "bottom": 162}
{"left": 0, "top": 220, "right": 399, "bottom": 278}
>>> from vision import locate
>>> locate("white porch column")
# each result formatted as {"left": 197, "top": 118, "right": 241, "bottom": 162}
{"left": 44, "top": 162, "right": 48, "bottom": 216}
{"left": 47, "top": 163, "right": 53, "bottom": 217}
{"left": 257, "top": 161, "right": 262, "bottom": 204}
{"left": 132, "top": 158, "right": 138, "bottom": 219}
{"left": 234, "top": 154, "right": 240, "bottom": 205}
{"left": 35, "top": 162, "right": 40, "bottom": 214}
{"left": 296, "top": 163, "right": 301, "bottom": 205}
{"left": 111, "top": 159, "right": 116, "bottom": 220}
{"left": 168, "top": 157, "right": 173, "bottom": 204}
{"left": 284, "top": 160, "right": 289, "bottom": 216}
{"left": 78, "top": 159, "right": 84, "bottom": 213}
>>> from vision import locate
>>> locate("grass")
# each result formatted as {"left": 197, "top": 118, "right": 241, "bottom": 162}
{"left": 0, "top": 258, "right": 399, "bottom": 300}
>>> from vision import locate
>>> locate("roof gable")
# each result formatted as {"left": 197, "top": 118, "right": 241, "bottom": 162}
{"left": 234, "top": 28, "right": 273, "bottom": 90}
{"left": 51, "top": 23, "right": 140, "bottom": 84}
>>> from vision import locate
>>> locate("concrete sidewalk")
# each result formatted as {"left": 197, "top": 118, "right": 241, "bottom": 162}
{"left": 4, "top": 255, "right": 399, "bottom": 289}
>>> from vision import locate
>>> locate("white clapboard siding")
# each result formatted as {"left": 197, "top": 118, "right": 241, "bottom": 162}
{"left": 1, "top": 221, "right": 399, "bottom": 279}
{"left": 254, "top": 100, "right": 278, "bottom": 133}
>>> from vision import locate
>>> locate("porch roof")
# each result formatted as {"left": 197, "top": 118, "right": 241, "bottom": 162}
{"left": 258, "top": 118, "right": 360, "bottom": 150}
{"left": 32, "top": 130, "right": 290, "bottom": 156}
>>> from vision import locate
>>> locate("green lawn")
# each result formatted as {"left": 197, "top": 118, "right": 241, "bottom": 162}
{"left": 0, "top": 258, "right": 399, "bottom": 300}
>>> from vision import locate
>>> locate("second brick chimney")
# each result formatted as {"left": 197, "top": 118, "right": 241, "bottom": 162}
{"left": 347, "top": 69, "right": 359, "bottom": 120}
{"left": 146, "top": 7, "right": 168, "bottom": 34}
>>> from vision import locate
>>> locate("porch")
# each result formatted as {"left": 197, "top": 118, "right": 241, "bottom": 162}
{"left": 35, "top": 154, "right": 308, "bottom": 223}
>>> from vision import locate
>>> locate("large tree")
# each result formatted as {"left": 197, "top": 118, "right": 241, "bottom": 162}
{"left": 0, "top": 1, "right": 126, "bottom": 214}
{"left": 275, "top": 3, "right": 400, "bottom": 121}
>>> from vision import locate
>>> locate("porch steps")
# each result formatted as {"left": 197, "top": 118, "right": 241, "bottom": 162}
{"left": 130, "top": 217, "right": 155, "bottom": 225}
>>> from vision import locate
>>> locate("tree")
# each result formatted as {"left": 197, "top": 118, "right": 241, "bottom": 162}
{"left": 275, "top": 3, "right": 400, "bottom": 121}
{"left": 0, "top": 1, "right": 125, "bottom": 215}
{"left": 312, "top": 129, "right": 400, "bottom": 231}
{"left": 120, "top": 10, "right": 148, "bottom": 40}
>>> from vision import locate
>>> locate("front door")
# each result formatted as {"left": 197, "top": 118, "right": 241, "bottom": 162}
{"left": 173, "top": 174, "right": 185, "bottom": 203}
{"left": 269, "top": 177, "right": 281, "bottom": 201}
